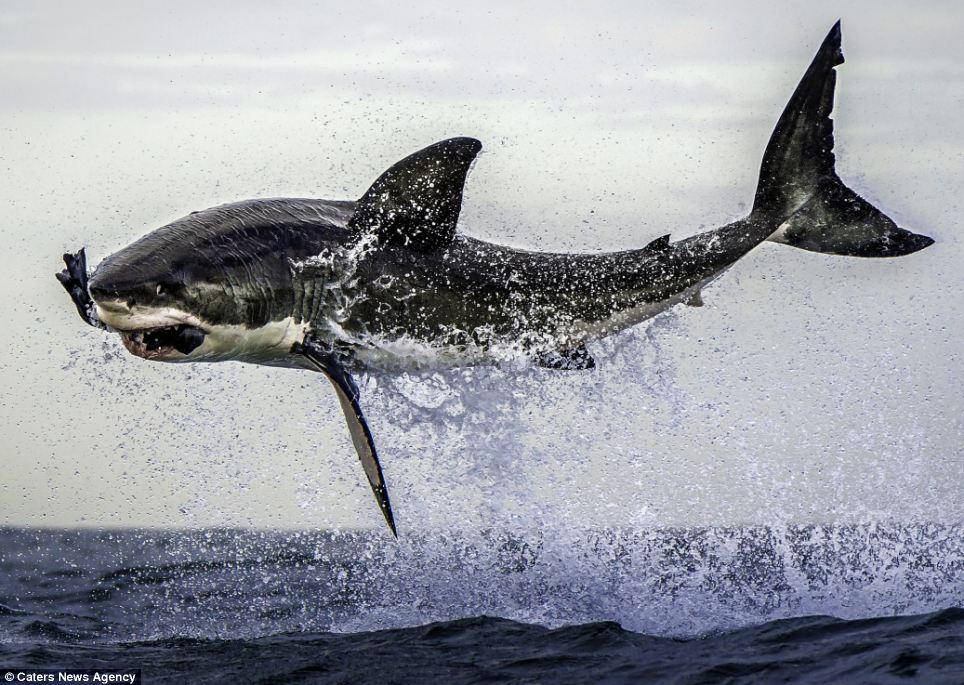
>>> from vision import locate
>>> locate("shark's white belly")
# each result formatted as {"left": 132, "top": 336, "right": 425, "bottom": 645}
{"left": 193, "top": 317, "right": 311, "bottom": 365}
{"left": 567, "top": 273, "right": 720, "bottom": 341}
{"left": 96, "top": 300, "right": 312, "bottom": 367}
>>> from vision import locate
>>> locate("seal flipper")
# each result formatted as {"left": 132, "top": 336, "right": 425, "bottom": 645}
{"left": 348, "top": 137, "right": 482, "bottom": 252}
{"left": 56, "top": 249, "right": 107, "bottom": 329}
{"left": 536, "top": 344, "right": 596, "bottom": 371}
{"left": 294, "top": 338, "right": 398, "bottom": 538}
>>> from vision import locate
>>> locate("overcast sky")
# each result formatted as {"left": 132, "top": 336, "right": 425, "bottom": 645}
{"left": 0, "top": 1, "right": 961, "bottom": 531}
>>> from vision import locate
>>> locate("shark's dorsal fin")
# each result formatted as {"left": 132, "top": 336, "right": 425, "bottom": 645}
{"left": 348, "top": 137, "right": 482, "bottom": 252}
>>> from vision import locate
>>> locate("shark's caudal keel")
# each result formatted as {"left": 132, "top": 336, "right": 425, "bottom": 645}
{"left": 57, "top": 22, "right": 932, "bottom": 536}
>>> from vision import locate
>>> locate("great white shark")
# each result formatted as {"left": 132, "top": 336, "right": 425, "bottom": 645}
{"left": 58, "top": 23, "right": 933, "bottom": 536}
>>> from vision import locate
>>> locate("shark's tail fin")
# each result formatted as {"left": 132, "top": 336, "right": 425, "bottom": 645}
{"left": 752, "top": 21, "right": 933, "bottom": 257}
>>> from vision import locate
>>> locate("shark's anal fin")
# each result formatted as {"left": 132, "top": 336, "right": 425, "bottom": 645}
{"left": 348, "top": 137, "right": 482, "bottom": 252}
{"left": 684, "top": 290, "right": 704, "bottom": 307}
{"left": 56, "top": 249, "right": 107, "bottom": 329}
{"left": 294, "top": 337, "right": 398, "bottom": 538}
{"left": 536, "top": 344, "right": 596, "bottom": 371}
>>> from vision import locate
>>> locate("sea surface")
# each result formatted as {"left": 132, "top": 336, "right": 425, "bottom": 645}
{"left": 1, "top": 525, "right": 962, "bottom": 683}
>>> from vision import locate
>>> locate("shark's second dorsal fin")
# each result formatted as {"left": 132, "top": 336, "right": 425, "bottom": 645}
{"left": 348, "top": 137, "right": 482, "bottom": 252}
{"left": 645, "top": 234, "right": 671, "bottom": 253}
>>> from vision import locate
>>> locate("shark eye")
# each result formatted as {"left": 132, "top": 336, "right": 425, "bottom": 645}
{"left": 156, "top": 281, "right": 184, "bottom": 297}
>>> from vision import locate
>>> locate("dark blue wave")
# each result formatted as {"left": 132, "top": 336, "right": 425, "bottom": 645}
{"left": 3, "top": 610, "right": 963, "bottom": 684}
{"left": 1, "top": 526, "right": 962, "bottom": 683}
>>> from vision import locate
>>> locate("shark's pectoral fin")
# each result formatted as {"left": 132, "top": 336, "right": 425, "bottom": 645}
{"left": 56, "top": 249, "right": 107, "bottom": 329}
{"left": 294, "top": 338, "right": 398, "bottom": 537}
{"left": 327, "top": 379, "right": 398, "bottom": 539}
{"left": 348, "top": 137, "right": 482, "bottom": 252}
{"left": 536, "top": 344, "right": 596, "bottom": 371}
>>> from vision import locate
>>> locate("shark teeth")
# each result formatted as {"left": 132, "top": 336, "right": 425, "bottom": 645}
{"left": 119, "top": 324, "right": 206, "bottom": 358}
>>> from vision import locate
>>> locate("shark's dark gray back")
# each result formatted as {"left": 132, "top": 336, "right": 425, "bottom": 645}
{"left": 90, "top": 198, "right": 354, "bottom": 327}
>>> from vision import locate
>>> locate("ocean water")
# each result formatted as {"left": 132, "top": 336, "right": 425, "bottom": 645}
{"left": 2, "top": 5, "right": 963, "bottom": 683}
{"left": 1, "top": 526, "right": 962, "bottom": 683}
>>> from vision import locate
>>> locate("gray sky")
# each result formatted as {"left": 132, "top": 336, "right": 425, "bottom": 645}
{"left": 0, "top": 1, "right": 961, "bottom": 530}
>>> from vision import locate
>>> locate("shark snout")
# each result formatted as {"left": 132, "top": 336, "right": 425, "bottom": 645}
{"left": 87, "top": 272, "right": 146, "bottom": 306}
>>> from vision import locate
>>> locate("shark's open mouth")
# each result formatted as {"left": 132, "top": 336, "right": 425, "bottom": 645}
{"left": 119, "top": 324, "right": 206, "bottom": 359}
